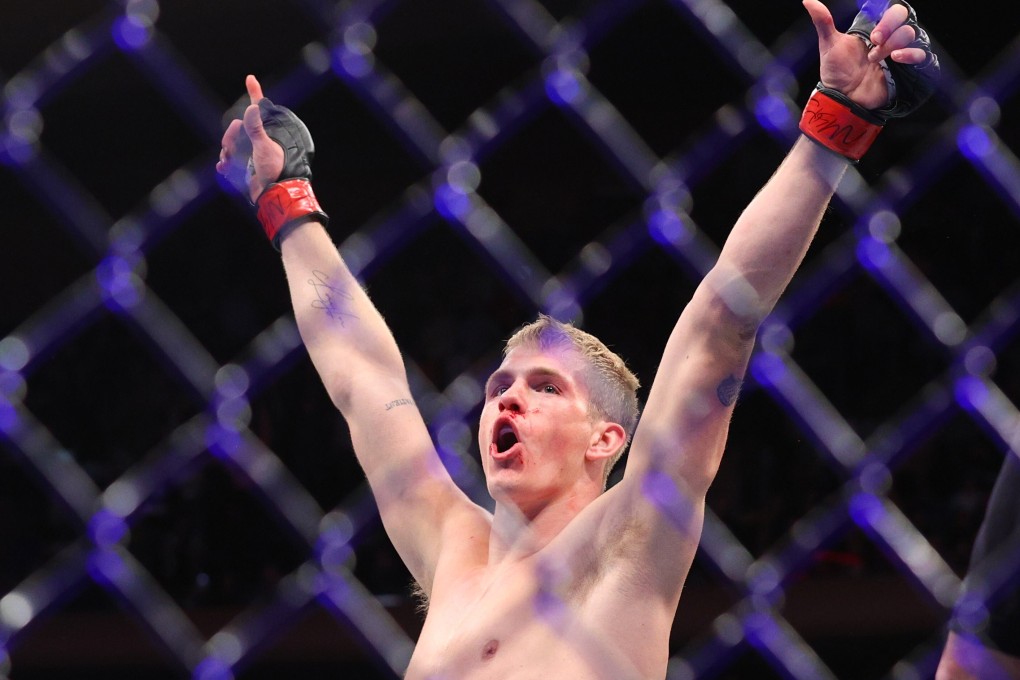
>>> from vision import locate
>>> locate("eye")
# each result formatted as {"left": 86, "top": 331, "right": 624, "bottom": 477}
{"left": 539, "top": 384, "right": 559, "bottom": 394}
{"left": 491, "top": 385, "right": 509, "bottom": 397}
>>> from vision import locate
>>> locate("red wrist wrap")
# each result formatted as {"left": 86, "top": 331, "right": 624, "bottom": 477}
{"left": 255, "top": 179, "right": 328, "bottom": 250}
{"left": 799, "top": 89, "right": 884, "bottom": 163}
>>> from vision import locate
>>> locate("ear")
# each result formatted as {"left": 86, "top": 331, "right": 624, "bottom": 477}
{"left": 585, "top": 421, "right": 627, "bottom": 464}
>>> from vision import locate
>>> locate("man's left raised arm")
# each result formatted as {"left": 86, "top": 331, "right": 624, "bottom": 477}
{"left": 624, "top": 0, "right": 940, "bottom": 496}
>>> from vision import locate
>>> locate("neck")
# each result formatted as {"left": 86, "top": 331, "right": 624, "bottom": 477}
{"left": 488, "top": 484, "right": 600, "bottom": 564}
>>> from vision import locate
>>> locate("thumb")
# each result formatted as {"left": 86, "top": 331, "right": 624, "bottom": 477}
{"left": 241, "top": 74, "right": 269, "bottom": 144}
{"left": 245, "top": 74, "right": 264, "bottom": 102}
{"left": 242, "top": 102, "right": 270, "bottom": 145}
{"left": 802, "top": 0, "right": 839, "bottom": 49}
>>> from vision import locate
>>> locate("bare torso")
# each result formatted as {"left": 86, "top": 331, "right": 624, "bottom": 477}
{"left": 404, "top": 500, "right": 685, "bottom": 680}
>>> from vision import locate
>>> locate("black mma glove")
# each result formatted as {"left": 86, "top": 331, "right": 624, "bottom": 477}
{"left": 799, "top": 0, "right": 940, "bottom": 162}
{"left": 847, "top": 0, "right": 940, "bottom": 119}
{"left": 252, "top": 97, "right": 328, "bottom": 249}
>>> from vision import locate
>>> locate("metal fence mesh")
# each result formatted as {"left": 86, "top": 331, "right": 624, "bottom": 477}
{"left": 2, "top": 0, "right": 1020, "bottom": 677}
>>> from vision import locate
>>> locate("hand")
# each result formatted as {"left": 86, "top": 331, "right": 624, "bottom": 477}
{"left": 216, "top": 75, "right": 284, "bottom": 203}
{"left": 803, "top": 0, "right": 931, "bottom": 110}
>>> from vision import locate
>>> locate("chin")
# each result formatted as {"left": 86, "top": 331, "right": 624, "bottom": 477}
{"left": 486, "top": 474, "right": 528, "bottom": 504}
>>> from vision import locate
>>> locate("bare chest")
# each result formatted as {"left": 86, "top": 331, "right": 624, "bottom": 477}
{"left": 404, "top": 560, "right": 657, "bottom": 680}
{"left": 406, "top": 564, "right": 545, "bottom": 679}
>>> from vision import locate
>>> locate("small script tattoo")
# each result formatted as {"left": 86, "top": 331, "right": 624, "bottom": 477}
{"left": 309, "top": 270, "right": 357, "bottom": 324}
{"left": 384, "top": 398, "right": 414, "bottom": 411}
{"left": 717, "top": 374, "right": 742, "bottom": 407}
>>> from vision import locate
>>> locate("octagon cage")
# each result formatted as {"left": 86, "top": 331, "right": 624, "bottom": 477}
{"left": 1, "top": 0, "right": 1020, "bottom": 678}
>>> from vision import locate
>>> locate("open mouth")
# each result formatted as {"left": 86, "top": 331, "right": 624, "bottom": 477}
{"left": 491, "top": 419, "right": 521, "bottom": 459}
{"left": 495, "top": 423, "right": 519, "bottom": 454}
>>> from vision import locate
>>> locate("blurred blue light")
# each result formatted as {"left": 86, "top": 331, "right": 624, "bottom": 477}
{"left": 848, "top": 491, "right": 883, "bottom": 529}
{"left": 317, "top": 571, "right": 351, "bottom": 606}
{"left": 855, "top": 235, "right": 891, "bottom": 273}
{"left": 957, "top": 124, "right": 994, "bottom": 160}
{"left": 545, "top": 69, "right": 582, "bottom": 107}
{"left": 319, "top": 541, "right": 355, "bottom": 574}
{"left": 754, "top": 94, "right": 791, "bottom": 133}
{"left": 953, "top": 375, "right": 988, "bottom": 412}
{"left": 856, "top": 0, "right": 884, "bottom": 21}
{"left": 96, "top": 255, "right": 143, "bottom": 310}
{"left": 0, "top": 399, "right": 16, "bottom": 433}
{"left": 743, "top": 610, "right": 779, "bottom": 644}
{"left": 434, "top": 183, "right": 471, "bottom": 221}
{"left": 87, "top": 547, "right": 129, "bottom": 583}
{"left": 112, "top": 15, "right": 152, "bottom": 51}
{"left": 750, "top": 352, "right": 786, "bottom": 386}
{"left": 1, "top": 131, "right": 37, "bottom": 165}
{"left": 193, "top": 656, "right": 235, "bottom": 680}
{"left": 333, "top": 46, "right": 373, "bottom": 78}
{"left": 647, "top": 209, "right": 689, "bottom": 247}
{"left": 437, "top": 445, "right": 464, "bottom": 477}
{"left": 206, "top": 423, "right": 243, "bottom": 459}
{"left": 5, "top": 108, "right": 42, "bottom": 152}
{"left": 88, "top": 509, "right": 128, "bottom": 546}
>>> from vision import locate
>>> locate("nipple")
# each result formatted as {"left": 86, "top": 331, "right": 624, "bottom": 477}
{"left": 481, "top": 639, "right": 499, "bottom": 661}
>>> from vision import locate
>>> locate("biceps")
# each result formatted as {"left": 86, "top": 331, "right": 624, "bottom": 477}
{"left": 629, "top": 351, "right": 746, "bottom": 493}
{"left": 643, "top": 345, "right": 749, "bottom": 436}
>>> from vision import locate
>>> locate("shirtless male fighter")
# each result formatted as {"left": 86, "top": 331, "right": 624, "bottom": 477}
{"left": 216, "top": 1, "right": 939, "bottom": 677}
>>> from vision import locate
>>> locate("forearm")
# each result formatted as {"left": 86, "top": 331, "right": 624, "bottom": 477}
{"left": 708, "top": 136, "right": 849, "bottom": 328}
{"left": 279, "top": 219, "right": 408, "bottom": 413}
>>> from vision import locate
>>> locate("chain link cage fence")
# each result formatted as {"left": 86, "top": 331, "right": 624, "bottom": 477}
{"left": 1, "top": 0, "right": 1019, "bottom": 677}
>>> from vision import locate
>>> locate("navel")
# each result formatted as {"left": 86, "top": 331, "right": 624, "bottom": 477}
{"left": 480, "top": 638, "right": 500, "bottom": 661}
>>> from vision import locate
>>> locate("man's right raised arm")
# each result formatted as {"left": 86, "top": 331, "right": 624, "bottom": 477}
{"left": 217, "top": 75, "right": 478, "bottom": 591}
{"left": 280, "top": 221, "right": 476, "bottom": 583}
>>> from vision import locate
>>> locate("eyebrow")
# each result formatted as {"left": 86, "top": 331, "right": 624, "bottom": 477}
{"left": 484, "top": 366, "right": 569, "bottom": 392}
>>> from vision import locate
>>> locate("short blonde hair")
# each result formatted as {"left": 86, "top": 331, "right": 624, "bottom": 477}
{"left": 504, "top": 315, "right": 640, "bottom": 486}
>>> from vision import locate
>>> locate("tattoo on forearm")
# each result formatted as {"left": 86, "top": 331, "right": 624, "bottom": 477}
{"left": 384, "top": 398, "right": 414, "bottom": 411}
{"left": 717, "top": 375, "right": 742, "bottom": 407}
{"left": 308, "top": 270, "right": 357, "bottom": 324}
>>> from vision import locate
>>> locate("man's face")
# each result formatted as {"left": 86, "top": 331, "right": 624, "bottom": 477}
{"left": 478, "top": 343, "right": 599, "bottom": 515}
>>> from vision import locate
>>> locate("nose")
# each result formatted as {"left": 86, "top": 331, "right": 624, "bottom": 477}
{"left": 498, "top": 380, "right": 526, "bottom": 413}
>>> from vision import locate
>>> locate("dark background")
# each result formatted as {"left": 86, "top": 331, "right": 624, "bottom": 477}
{"left": 1, "top": 0, "right": 1019, "bottom": 677}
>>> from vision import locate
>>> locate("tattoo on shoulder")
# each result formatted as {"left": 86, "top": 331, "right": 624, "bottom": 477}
{"left": 308, "top": 270, "right": 358, "bottom": 324}
{"left": 384, "top": 398, "right": 414, "bottom": 411}
{"left": 717, "top": 375, "right": 742, "bottom": 407}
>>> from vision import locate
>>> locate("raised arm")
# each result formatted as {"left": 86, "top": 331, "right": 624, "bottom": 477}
{"left": 217, "top": 76, "right": 478, "bottom": 590}
{"left": 626, "top": 0, "right": 939, "bottom": 494}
